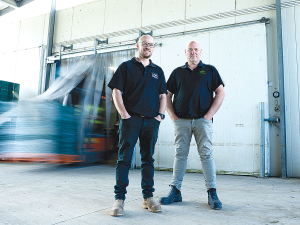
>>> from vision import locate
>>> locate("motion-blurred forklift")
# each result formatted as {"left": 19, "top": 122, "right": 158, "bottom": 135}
{"left": 67, "top": 77, "right": 119, "bottom": 163}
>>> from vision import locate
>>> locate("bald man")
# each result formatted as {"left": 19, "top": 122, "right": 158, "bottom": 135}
{"left": 159, "top": 41, "right": 225, "bottom": 210}
{"left": 108, "top": 35, "right": 167, "bottom": 216}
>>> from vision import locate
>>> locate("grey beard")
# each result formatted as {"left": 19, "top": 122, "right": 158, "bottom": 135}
{"left": 140, "top": 53, "right": 151, "bottom": 59}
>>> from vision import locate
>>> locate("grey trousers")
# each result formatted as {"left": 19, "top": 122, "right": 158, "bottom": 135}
{"left": 171, "top": 118, "right": 216, "bottom": 191}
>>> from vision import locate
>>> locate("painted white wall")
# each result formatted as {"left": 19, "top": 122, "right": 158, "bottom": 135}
{"left": 0, "top": 0, "right": 299, "bottom": 177}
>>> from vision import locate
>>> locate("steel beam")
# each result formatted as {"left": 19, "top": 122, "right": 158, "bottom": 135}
{"left": 276, "top": 0, "right": 287, "bottom": 178}
{"left": 44, "top": 0, "right": 56, "bottom": 91}
{"left": 0, "top": 5, "right": 14, "bottom": 15}
{"left": 0, "top": 0, "right": 35, "bottom": 16}
{"left": 17, "top": 0, "right": 35, "bottom": 7}
{"left": 0, "top": 0, "right": 18, "bottom": 8}
{"left": 38, "top": 46, "right": 45, "bottom": 95}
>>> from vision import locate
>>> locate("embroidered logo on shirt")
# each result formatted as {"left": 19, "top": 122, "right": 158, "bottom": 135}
{"left": 199, "top": 70, "right": 206, "bottom": 74}
{"left": 152, "top": 73, "right": 158, "bottom": 79}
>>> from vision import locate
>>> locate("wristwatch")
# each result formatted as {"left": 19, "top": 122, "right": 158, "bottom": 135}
{"left": 158, "top": 113, "right": 165, "bottom": 120}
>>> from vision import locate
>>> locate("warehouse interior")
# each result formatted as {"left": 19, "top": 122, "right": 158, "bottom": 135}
{"left": 1, "top": 0, "right": 300, "bottom": 177}
{"left": 1, "top": 0, "right": 300, "bottom": 224}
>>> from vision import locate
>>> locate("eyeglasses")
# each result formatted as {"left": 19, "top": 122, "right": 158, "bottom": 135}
{"left": 139, "top": 41, "right": 155, "bottom": 48}
{"left": 187, "top": 48, "right": 200, "bottom": 52}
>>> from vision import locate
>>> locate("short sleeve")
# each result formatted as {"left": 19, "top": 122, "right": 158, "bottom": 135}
{"left": 107, "top": 62, "right": 127, "bottom": 91}
{"left": 211, "top": 66, "right": 224, "bottom": 91}
{"left": 158, "top": 69, "right": 167, "bottom": 94}
{"left": 166, "top": 70, "right": 176, "bottom": 94}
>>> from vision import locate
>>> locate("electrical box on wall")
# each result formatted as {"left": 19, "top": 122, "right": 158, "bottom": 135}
{"left": 0, "top": 80, "right": 20, "bottom": 101}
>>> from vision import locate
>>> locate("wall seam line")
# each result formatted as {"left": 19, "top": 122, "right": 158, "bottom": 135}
{"left": 294, "top": 5, "right": 300, "bottom": 177}
{"left": 13, "top": 21, "right": 21, "bottom": 83}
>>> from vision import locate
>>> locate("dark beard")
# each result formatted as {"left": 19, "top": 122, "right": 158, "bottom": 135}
{"left": 140, "top": 49, "right": 152, "bottom": 59}
{"left": 142, "top": 54, "right": 151, "bottom": 59}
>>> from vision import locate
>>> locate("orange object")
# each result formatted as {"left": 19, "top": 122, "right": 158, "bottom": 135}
{"left": 82, "top": 137, "right": 114, "bottom": 152}
{"left": 0, "top": 153, "right": 84, "bottom": 164}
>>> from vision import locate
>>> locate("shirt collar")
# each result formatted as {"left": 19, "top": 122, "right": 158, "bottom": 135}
{"left": 131, "top": 57, "right": 156, "bottom": 67}
{"left": 181, "top": 60, "right": 204, "bottom": 69}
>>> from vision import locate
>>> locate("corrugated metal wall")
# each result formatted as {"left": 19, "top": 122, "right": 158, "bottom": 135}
{"left": 282, "top": 5, "right": 300, "bottom": 178}
{"left": 135, "top": 23, "right": 269, "bottom": 175}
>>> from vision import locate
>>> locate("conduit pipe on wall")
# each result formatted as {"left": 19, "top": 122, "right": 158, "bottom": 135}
{"left": 261, "top": 102, "right": 280, "bottom": 178}
{"left": 276, "top": 0, "right": 287, "bottom": 178}
{"left": 261, "top": 102, "right": 267, "bottom": 178}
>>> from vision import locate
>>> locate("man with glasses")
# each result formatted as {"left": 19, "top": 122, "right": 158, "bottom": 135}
{"left": 159, "top": 41, "right": 225, "bottom": 210}
{"left": 108, "top": 35, "right": 167, "bottom": 216}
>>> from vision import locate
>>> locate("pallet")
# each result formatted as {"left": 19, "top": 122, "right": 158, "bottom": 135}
{"left": 0, "top": 153, "right": 84, "bottom": 164}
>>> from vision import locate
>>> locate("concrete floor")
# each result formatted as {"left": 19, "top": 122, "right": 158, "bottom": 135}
{"left": 1, "top": 161, "right": 300, "bottom": 225}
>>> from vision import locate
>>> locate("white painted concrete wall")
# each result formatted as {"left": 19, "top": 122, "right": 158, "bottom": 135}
{"left": 0, "top": 14, "right": 49, "bottom": 99}
{"left": 0, "top": 0, "right": 299, "bottom": 177}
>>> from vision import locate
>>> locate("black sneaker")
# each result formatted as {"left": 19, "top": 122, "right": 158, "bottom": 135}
{"left": 159, "top": 186, "right": 182, "bottom": 205}
{"left": 208, "top": 188, "right": 222, "bottom": 210}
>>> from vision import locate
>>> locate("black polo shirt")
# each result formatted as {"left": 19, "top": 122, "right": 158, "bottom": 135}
{"left": 167, "top": 61, "right": 224, "bottom": 119}
{"left": 108, "top": 57, "right": 167, "bottom": 117}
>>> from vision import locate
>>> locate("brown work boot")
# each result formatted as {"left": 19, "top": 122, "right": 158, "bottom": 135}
{"left": 110, "top": 199, "right": 124, "bottom": 216}
{"left": 142, "top": 197, "right": 162, "bottom": 213}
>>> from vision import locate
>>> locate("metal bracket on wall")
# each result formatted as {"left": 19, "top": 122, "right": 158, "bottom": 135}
{"left": 59, "top": 44, "right": 73, "bottom": 61}
{"left": 139, "top": 30, "right": 153, "bottom": 37}
{"left": 46, "top": 58, "right": 55, "bottom": 65}
{"left": 260, "top": 17, "right": 270, "bottom": 24}
{"left": 136, "top": 30, "right": 154, "bottom": 43}
{"left": 264, "top": 118, "right": 280, "bottom": 123}
{"left": 94, "top": 38, "right": 108, "bottom": 55}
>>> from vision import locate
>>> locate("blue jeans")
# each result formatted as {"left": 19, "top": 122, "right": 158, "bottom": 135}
{"left": 114, "top": 116, "right": 160, "bottom": 200}
{"left": 171, "top": 118, "right": 216, "bottom": 191}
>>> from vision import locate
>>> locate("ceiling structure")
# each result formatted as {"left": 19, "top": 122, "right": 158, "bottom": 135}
{"left": 0, "top": 0, "right": 99, "bottom": 20}
{"left": 0, "top": 0, "right": 35, "bottom": 16}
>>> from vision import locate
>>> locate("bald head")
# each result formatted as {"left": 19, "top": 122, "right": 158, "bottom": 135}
{"left": 186, "top": 41, "right": 200, "bottom": 51}
{"left": 136, "top": 35, "right": 155, "bottom": 59}
{"left": 138, "top": 35, "right": 154, "bottom": 44}
{"left": 185, "top": 41, "right": 202, "bottom": 65}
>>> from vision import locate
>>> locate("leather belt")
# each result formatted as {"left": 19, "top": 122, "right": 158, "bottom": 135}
{"left": 128, "top": 111, "right": 152, "bottom": 119}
